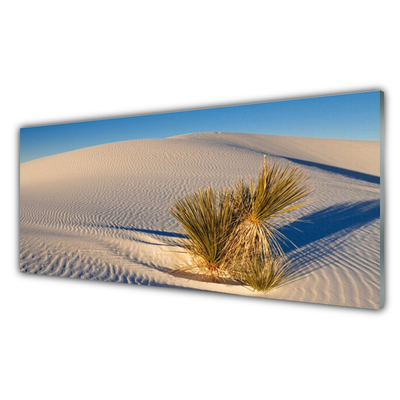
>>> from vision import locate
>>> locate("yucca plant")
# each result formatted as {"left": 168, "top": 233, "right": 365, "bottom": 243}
{"left": 170, "top": 186, "right": 239, "bottom": 279}
{"left": 234, "top": 254, "right": 294, "bottom": 293}
{"left": 169, "top": 155, "right": 311, "bottom": 290}
{"left": 228, "top": 155, "right": 311, "bottom": 263}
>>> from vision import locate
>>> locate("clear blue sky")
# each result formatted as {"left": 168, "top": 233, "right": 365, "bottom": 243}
{"left": 20, "top": 91, "right": 381, "bottom": 163}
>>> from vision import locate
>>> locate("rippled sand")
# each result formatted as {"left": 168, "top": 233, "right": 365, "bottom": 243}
{"left": 20, "top": 132, "right": 381, "bottom": 308}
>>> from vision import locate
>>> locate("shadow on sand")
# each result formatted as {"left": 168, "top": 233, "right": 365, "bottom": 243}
{"left": 280, "top": 199, "right": 380, "bottom": 252}
{"left": 215, "top": 142, "right": 380, "bottom": 185}
{"left": 100, "top": 200, "right": 380, "bottom": 287}
{"left": 278, "top": 199, "right": 380, "bottom": 283}
{"left": 107, "top": 225, "right": 186, "bottom": 239}
{"left": 281, "top": 156, "right": 380, "bottom": 184}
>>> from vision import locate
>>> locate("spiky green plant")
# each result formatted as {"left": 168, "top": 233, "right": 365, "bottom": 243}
{"left": 169, "top": 155, "right": 311, "bottom": 290}
{"left": 235, "top": 254, "right": 293, "bottom": 293}
{"left": 228, "top": 155, "right": 311, "bottom": 262}
{"left": 170, "top": 186, "right": 239, "bottom": 278}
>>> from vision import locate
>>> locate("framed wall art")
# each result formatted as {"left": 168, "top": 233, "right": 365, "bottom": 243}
{"left": 20, "top": 91, "right": 384, "bottom": 309}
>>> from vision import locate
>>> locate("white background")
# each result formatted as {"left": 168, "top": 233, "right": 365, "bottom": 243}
{"left": 1, "top": 1, "right": 398, "bottom": 399}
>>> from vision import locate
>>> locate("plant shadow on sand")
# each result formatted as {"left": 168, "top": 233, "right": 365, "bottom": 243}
{"left": 101, "top": 225, "right": 241, "bottom": 285}
{"left": 104, "top": 232, "right": 239, "bottom": 286}
{"left": 278, "top": 199, "right": 380, "bottom": 285}
{"left": 107, "top": 225, "right": 185, "bottom": 239}
{"left": 105, "top": 200, "right": 380, "bottom": 288}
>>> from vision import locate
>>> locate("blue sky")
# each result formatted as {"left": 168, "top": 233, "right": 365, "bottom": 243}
{"left": 20, "top": 91, "right": 381, "bottom": 163}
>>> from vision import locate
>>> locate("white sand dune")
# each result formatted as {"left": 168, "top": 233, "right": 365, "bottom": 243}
{"left": 20, "top": 132, "right": 381, "bottom": 308}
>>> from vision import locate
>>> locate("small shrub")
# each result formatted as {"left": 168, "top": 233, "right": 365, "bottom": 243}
{"left": 228, "top": 155, "right": 311, "bottom": 260}
{"left": 233, "top": 254, "right": 294, "bottom": 293}
{"left": 170, "top": 155, "right": 311, "bottom": 291}
{"left": 170, "top": 186, "right": 239, "bottom": 279}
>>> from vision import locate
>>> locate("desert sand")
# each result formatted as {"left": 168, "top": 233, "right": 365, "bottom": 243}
{"left": 20, "top": 132, "right": 381, "bottom": 308}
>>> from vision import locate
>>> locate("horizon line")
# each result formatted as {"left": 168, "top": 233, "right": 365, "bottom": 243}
{"left": 20, "top": 131, "right": 379, "bottom": 164}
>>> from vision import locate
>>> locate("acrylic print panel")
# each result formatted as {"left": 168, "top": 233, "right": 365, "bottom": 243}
{"left": 19, "top": 91, "right": 383, "bottom": 309}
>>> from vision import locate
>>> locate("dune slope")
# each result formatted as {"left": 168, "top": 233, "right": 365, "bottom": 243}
{"left": 20, "top": 132, "right": 381, "bottom": 308}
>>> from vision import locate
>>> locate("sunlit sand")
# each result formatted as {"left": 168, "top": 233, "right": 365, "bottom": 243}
{"left": 20, "top": 132, "right": 380, "bottom": 308}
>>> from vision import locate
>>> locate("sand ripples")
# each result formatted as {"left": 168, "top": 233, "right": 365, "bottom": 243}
{"left": 20, "top": 132, "right": 381, "bottom": 308}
